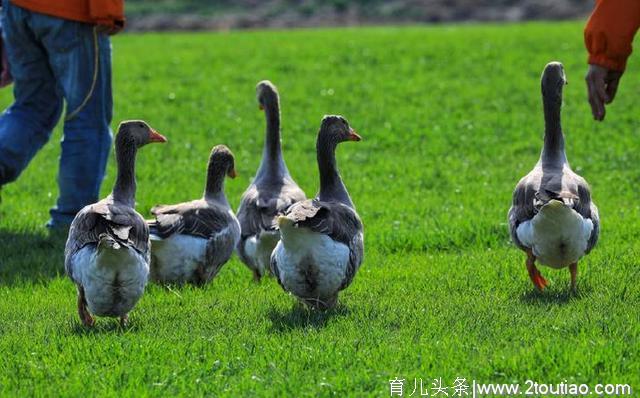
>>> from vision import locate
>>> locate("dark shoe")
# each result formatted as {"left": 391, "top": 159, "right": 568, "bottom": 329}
{"left": 46, "top": 218, "right": 72, "bottom": 231}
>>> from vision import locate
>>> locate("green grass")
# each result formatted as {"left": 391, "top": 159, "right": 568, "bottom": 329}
{"left": 1, "top": 22, "right": 639, "bottom": 396}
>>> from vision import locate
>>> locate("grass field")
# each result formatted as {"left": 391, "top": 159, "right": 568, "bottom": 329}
{"left": 0, "top": 22, "right": 639, "bottom": 396}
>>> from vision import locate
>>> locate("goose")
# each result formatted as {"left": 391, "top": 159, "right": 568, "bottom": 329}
{"left": 508, "top": 62, "right": 599, "bottom": 291}
{"left": 64, "top": 120, "right": 167, "bottom": 327}
{"left": 270, "top": 115, "right": 364, "bottom": 310}
{"left": 147, "top": 145, "right": 240, "bottom": 285}
{"left": 236, "top": 80, "right": 306, "bottom": 281}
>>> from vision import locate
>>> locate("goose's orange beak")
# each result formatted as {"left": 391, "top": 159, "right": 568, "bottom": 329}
{"left": 348, "top": 129, "right": 362, "bottom": 141}
{"left": 149, "top": 129, "right": 167, "bottom": 143}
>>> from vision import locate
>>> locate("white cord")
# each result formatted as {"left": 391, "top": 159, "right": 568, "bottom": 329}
{"left": 65, "top": 25, "right": 99, "bottom": 121}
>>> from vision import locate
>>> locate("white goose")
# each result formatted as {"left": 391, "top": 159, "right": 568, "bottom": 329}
{"left": 508, "top": 62, "right": 599, "bottom": 291}
{"left": 148, "top": 145, "right": 240, "bottom": 285}
{"left": 270, "top": 115, "right": 364, "bottom": 310}
{"left": 236, "top": 81, "right": 306, "bottom": 281}
{"left": 65, "top": 120, "right": 167, "bottom": 327}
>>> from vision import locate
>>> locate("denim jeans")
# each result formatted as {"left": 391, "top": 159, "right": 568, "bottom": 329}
{"left": 0, "top": 0, "right": 113, "bottom": 227}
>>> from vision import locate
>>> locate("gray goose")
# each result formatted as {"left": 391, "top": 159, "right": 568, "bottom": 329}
{"left": 270, "top": 115, "right": 364, "bottom": 310}
{"left": 64, "top": 120, "right": 167, "bottom": 327}
{"left": 236, "top": 80, "right": 306, "bottom": 281}
{"left": 148, "top": 145, "right": 240, "bottom": 285}
{"left": 508, "top": 62, "right": 599, "bottom": 291}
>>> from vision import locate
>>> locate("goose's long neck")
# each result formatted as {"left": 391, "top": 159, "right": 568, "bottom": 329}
{"left": 257, "top": 98, "right": 287, "bottom": 178}
{"left": 204, "top": 163, "right": 228, "bottom": 205}
{"left": 541, "top": 92, "right": 566, "bottom": 164}
{"left": 317, "top": 134, "right": 353, "bottom": 208}
{"left": 112, "top": 135, "right": 137, "bottom": 207}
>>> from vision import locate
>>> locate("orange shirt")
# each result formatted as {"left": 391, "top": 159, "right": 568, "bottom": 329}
{"left": 585, "top": 0, "right": 640, "bottom": 71}
{"left": 10, "top": 0, "right": 124, "bottom": 31}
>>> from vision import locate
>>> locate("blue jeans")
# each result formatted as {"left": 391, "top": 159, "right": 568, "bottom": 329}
{"left": 0, "top": 1, "right": 113, "bottom": 227}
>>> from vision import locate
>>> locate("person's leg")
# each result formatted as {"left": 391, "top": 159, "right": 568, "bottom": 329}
{"left": 0, "top": 1, "right": 63, "bottom": 186}
{"left": 36, "top": 17, "right": 113, "bottom": 227}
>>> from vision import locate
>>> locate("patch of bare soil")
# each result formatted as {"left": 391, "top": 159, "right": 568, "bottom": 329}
{"left": 125, "top": 0, "right": 593, "bottom": 32}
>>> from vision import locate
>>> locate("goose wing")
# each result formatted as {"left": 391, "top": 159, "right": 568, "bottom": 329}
{"left": 149, "top": 200, "right": 232, "bottom": 240}
{"left": 574, "top": 176, "right": 599, "bottom": 253}
{"left": 508, "top": 170, "right": 540, "bottom": 250}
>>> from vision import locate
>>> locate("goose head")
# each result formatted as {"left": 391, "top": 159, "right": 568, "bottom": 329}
{"left": 541, "top": 62, "right": 567, "bottom": 105}
{"left": 256, "top": 80, "right": 279, "bottom": 111}
{"left": 209, "top": 145, "right": 237, "bottom": 179}
{"left": 319, "top": 115, "right": 361, "bottom": 144}
{"left": 117, "top": 120, "right": 167, "bottom": 147}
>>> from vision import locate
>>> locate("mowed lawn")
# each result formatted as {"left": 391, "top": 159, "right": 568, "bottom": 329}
{"left": 1, "top": 22, "right": 639, "bottom": 396}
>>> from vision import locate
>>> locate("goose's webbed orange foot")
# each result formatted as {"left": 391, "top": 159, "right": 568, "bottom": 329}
{"left": 525, "top": 250, "right": 548, "bottom": 291}
{"left": 531, "top": 271, "right": 549, "bottom": 290}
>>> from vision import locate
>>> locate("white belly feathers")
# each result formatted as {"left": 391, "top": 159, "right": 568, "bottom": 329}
{"left": 516, "top": 200, "right": 593, "bottom": 268}
{"left": 71, "top": 245, "right": 149, "bottom": 317}
{"left": 272, "top": 225, "right": 350, "bottom": 299}
{"left": 150, "top": 234, "right": 208, "bottom": 283}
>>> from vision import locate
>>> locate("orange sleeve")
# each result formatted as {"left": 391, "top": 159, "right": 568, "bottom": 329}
{"left": 10, "top": 0, "right": 124, "bottom": 31}
{"left": 584, "top": 0, "right": 640, "bottom": 71}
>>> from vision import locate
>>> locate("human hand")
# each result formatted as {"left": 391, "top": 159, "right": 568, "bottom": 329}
{"left": 96, "top": 20, "right": 124, "bottom": 36}
{"left": 585, "top": 64, "right": 623, "bottom": 121}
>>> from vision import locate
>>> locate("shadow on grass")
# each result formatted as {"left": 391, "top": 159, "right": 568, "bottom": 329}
{"left": 70, "top": 318, "right": 142, "bottom": 335}
{"left": 519, "top": 284, "right": 592, "bottom": 306}
{"left": 267, "top": 303, "right": 351, "bottom": 332}
{"left": 0, "top": 228, "right": 68, "bottom": 286}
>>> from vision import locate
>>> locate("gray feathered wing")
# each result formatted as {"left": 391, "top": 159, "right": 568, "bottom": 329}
{"left": 575, "top": 178, "right": 599, "bottom": 253}
{"left": 508, "top": 173, "right": 538, "bottom": 250}
{"left": 150, "top": 200, "right": 232, "bottom": 239}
